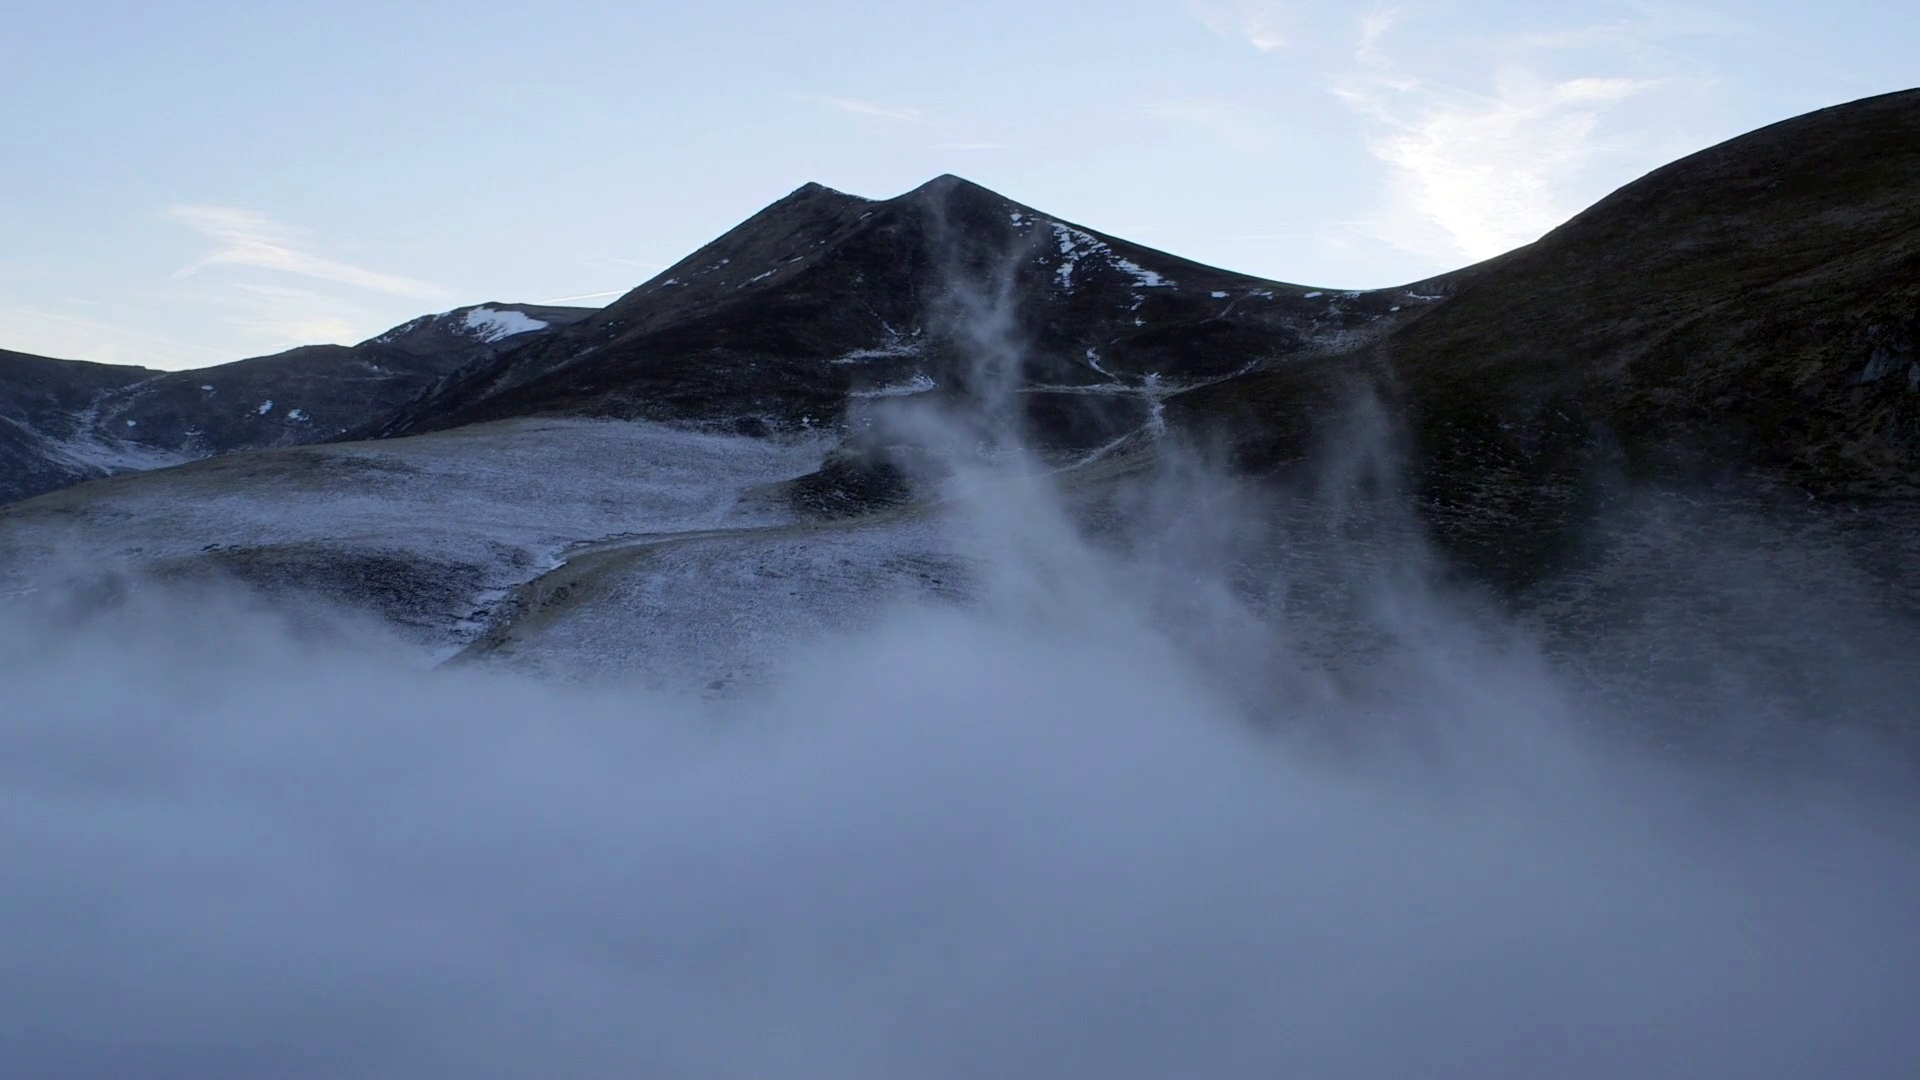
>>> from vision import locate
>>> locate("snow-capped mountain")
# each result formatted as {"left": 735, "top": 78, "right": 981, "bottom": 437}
{"left": 375, "top": 175, "right": 1432, "bottom": 449}
{"left": 0, "top": 303, "right": 592, "bottom": 505}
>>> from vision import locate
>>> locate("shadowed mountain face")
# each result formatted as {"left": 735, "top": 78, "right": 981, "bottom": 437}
{"left": 376, "top": 175, "right": 1430, "bottom": 449}
{"left": 0, "top": 304, "right": 593, "bottom": 505}
{"left": 1170, "top": 87, "right": 1920, "bottom": 591}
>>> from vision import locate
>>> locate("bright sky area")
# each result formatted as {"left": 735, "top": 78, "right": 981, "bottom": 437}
{"left": 3, "top": 1, "right": 1913, "bottom": 370}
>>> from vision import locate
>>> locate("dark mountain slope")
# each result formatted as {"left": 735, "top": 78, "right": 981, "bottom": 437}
{"left": 379, "top": 176, "right": 1430, "bottom": 449}
{"left": 0, "top": 303, "right": 592, "bottom": 505}
{"left": 0, "top": 349, "right": 158, "bottom": 505}
{"left": 1173, "top": 87, "right": 1920, "bottom": 588}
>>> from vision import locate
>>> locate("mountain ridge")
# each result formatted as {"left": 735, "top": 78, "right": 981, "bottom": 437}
{"left": 0, "top": 302, "right": 594, "bottom": 505}
{"left": 374, "top": 172, "right": 1419, "bottom": 450}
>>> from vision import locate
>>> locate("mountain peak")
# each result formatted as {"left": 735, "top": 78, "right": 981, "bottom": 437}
{"left": 788, "top": 180, "right": 868, "bottom": 203}
{"left": 894, "top": 173, "right": 1009, "bottom": 209}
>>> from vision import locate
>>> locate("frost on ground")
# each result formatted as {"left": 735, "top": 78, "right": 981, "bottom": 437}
{"left": 0, "top": 436, "right": 1916, "bottom": 1080}
{"left": 474, "top": 512, "right": 971, "bottom": 690}
{"left": 0, "top": 417, "right": 832, "bottom": 656}
{"left": 33, "top": 425, "right": 195, "bottom": 476}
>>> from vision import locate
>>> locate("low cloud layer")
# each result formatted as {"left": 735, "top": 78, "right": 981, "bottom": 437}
{"left": 3, "top": 475, "right": 1915, "bottom": 1078}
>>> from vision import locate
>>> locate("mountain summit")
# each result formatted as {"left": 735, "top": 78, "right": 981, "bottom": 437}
{"left": 375, "top": 174, "right": 1424, "bottom": 448}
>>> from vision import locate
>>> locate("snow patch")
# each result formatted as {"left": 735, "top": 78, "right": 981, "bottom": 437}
{"left": 834, "top": 326, "right": 922, "bottom": 364}
{"left": 850, "top": 374, "right": 937, "bottom": 399}
{"left": 463, "top": 307, "right": 549, "bottom": 343}
{"left": 835, "top": 345, "right": 921, "bottom": 364}
{"left": 35, "top": 429, "right": 193, "bottom": 476}
{"left": 1112, "top": 258, "right": 1170, "bottom": 289}
{"left": 1049, "top": 224, "right": 1174, "bottom": 291}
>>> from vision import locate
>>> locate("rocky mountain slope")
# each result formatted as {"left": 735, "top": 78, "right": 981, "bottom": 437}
{"left": 0, "top": 303, "right": 592, "bottom": 505}
{"left": 376, "top": 175, "right": 1433, "bottom": 452}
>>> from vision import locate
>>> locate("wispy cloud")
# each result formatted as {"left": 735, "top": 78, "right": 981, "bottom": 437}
{"left": 0, "top": 305, "right": 231, "bottom": 367}
{"left": 1213, "top": 229, "right": 1348, "bottom": 241}
{"left": 537, "top": 289, "right": 628, "bottom": 305}
{"left": 1145, "top": 98, "right": 1272, "bottom": 152}
{"left": 819, "top": 96, "right": 924, "bottom": 122}
{"left": 933, "top": 142, "right": 1014, "bottom": 151}
{"left": 214, "top": 282, "right": 367, "bottom": 346}
{"left": 167, "top": 206, "right": 450, "bottom": 300}
{"left": 1332, "top": 9, "right": 1664, "bottom": 264}
{"left": 1190, "top": 0, "right": 1291, "bottom": 51}
{"left": 1515, "top": 6, "right": 1750, "bottom": 51}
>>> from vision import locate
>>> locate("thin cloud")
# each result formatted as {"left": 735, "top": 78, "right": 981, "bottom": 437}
{"left": 161, "top": 273, "right": 419, "bottom": 358}
{"left": 820, "top": 96, "right": 924, "bottom": 122}
{"left": 167, "top": 206, "right": 450, "bottom": 300}
{"left": 933, "top": 142, "right": 1013, "bottom": 151}
{"left": 538, "top": 289, "right": 628, "bottom": 304}
{"left": 218, "top": 283, "right": 363, "bottom": 346}
{"left": 1517, "top": 5, "right": 1750, "bottom": 50}
{"left": 1146, "top": 99, "right": 1271, "bottom": 152}
{"left": 1190, "top": 0, "right": 1291, "bottom": 51}
{"left": 1333, "top": 11, "right": 1662, "bottom": 264}
{"left": 1213, "top": 230, "right": 1339, "bottom": 241}
{"left": 0, "top": 305, "right": 230, "bottom": 367}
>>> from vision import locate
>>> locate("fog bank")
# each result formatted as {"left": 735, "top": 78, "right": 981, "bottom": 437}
{"left": 3, "top": 494, "right": 1916, "bottom": 1079}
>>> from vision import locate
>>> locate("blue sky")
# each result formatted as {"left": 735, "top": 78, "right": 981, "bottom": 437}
{"left": 3, "top": 1, "right": 1913, "bottom": 370}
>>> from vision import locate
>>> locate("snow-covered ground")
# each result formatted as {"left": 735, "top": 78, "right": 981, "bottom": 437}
{"left": 32, "top": 424, "right": 196, "bottom": 476}
{"left": 0, "top": 417, "right": 838, "bottom": 662}
{"left": 462, "top": 306, "right": 549, "bottom": 342}
{"left": 481, "top": 511, "right": 972, "bottom": 689}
